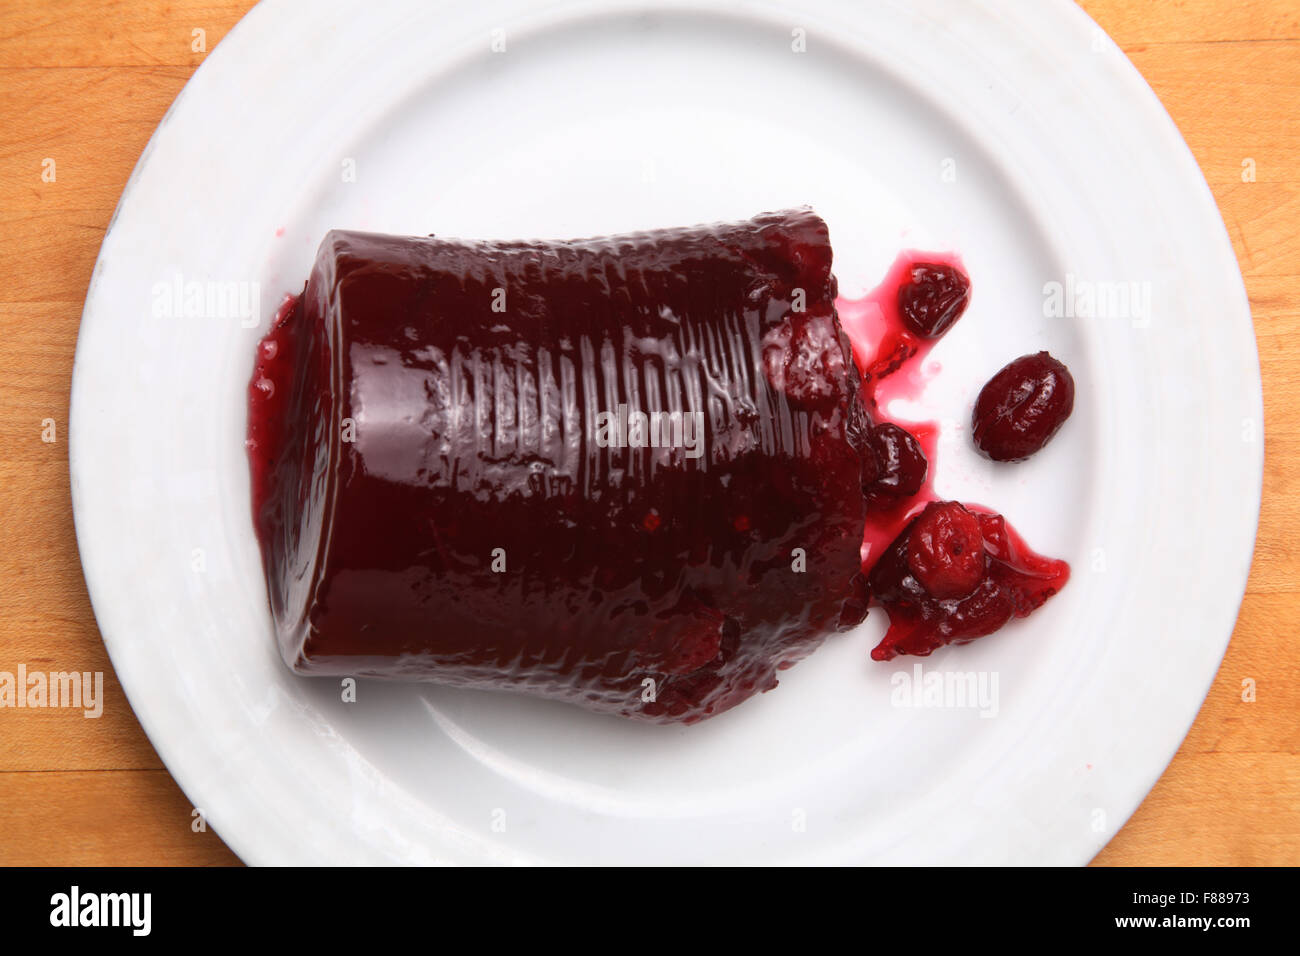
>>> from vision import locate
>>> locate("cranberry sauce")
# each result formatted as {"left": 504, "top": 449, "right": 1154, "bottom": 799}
{"left": 867, "top": 505, "right": 1070, "bottom": 661}
{"left": 836, "top": 253, "right": 1070, "bottom": 661}
{"left": 248, "top": 209, "right": 874, "bottom": 723}
{"left": 837, "top": 252, "right": 959, "bottom": 562}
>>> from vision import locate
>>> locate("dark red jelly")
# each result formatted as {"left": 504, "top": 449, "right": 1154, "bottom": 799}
{"left": 867, "top": 503, "right": 1070, "bottom": 661}
{"left": 248, "top": 209, "right": 874, "bottom": 723}
{"left": 972, "top": 351, "right": 1075, "bottom": 462}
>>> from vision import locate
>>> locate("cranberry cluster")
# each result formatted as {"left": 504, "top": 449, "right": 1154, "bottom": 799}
{"left": 863, "top": 261, "right": 1075, "bottom": 661}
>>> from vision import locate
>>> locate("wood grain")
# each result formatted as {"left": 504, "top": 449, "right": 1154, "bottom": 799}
{"left": 0, "top": 0, "right": 1294, "bottom": 866}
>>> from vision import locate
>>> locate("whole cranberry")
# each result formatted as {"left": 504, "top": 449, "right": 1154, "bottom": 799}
{"left": 866, "top": 423, "right": 928, "bottom": 501}
{"left": 897, "top": 262, "right": 971, "bottom": 339}
{"left": 972, "top": 351, "right": 1075, "bottom": 462}
{"left": 906, "top": 501, "right": 986, "bottom": 600}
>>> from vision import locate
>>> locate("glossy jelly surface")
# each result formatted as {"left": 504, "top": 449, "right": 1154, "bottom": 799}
{"left": 248, "top": 209, "right": 874, "bottom": 723}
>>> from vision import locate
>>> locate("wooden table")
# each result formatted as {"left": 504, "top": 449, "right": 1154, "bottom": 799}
{"left": 0, "top": 0, "right": 1295, "bottom": 866}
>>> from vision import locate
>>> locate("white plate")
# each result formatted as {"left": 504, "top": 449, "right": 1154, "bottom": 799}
{"left": 71, "top": 0, "right": 1261, "bottom": 865}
